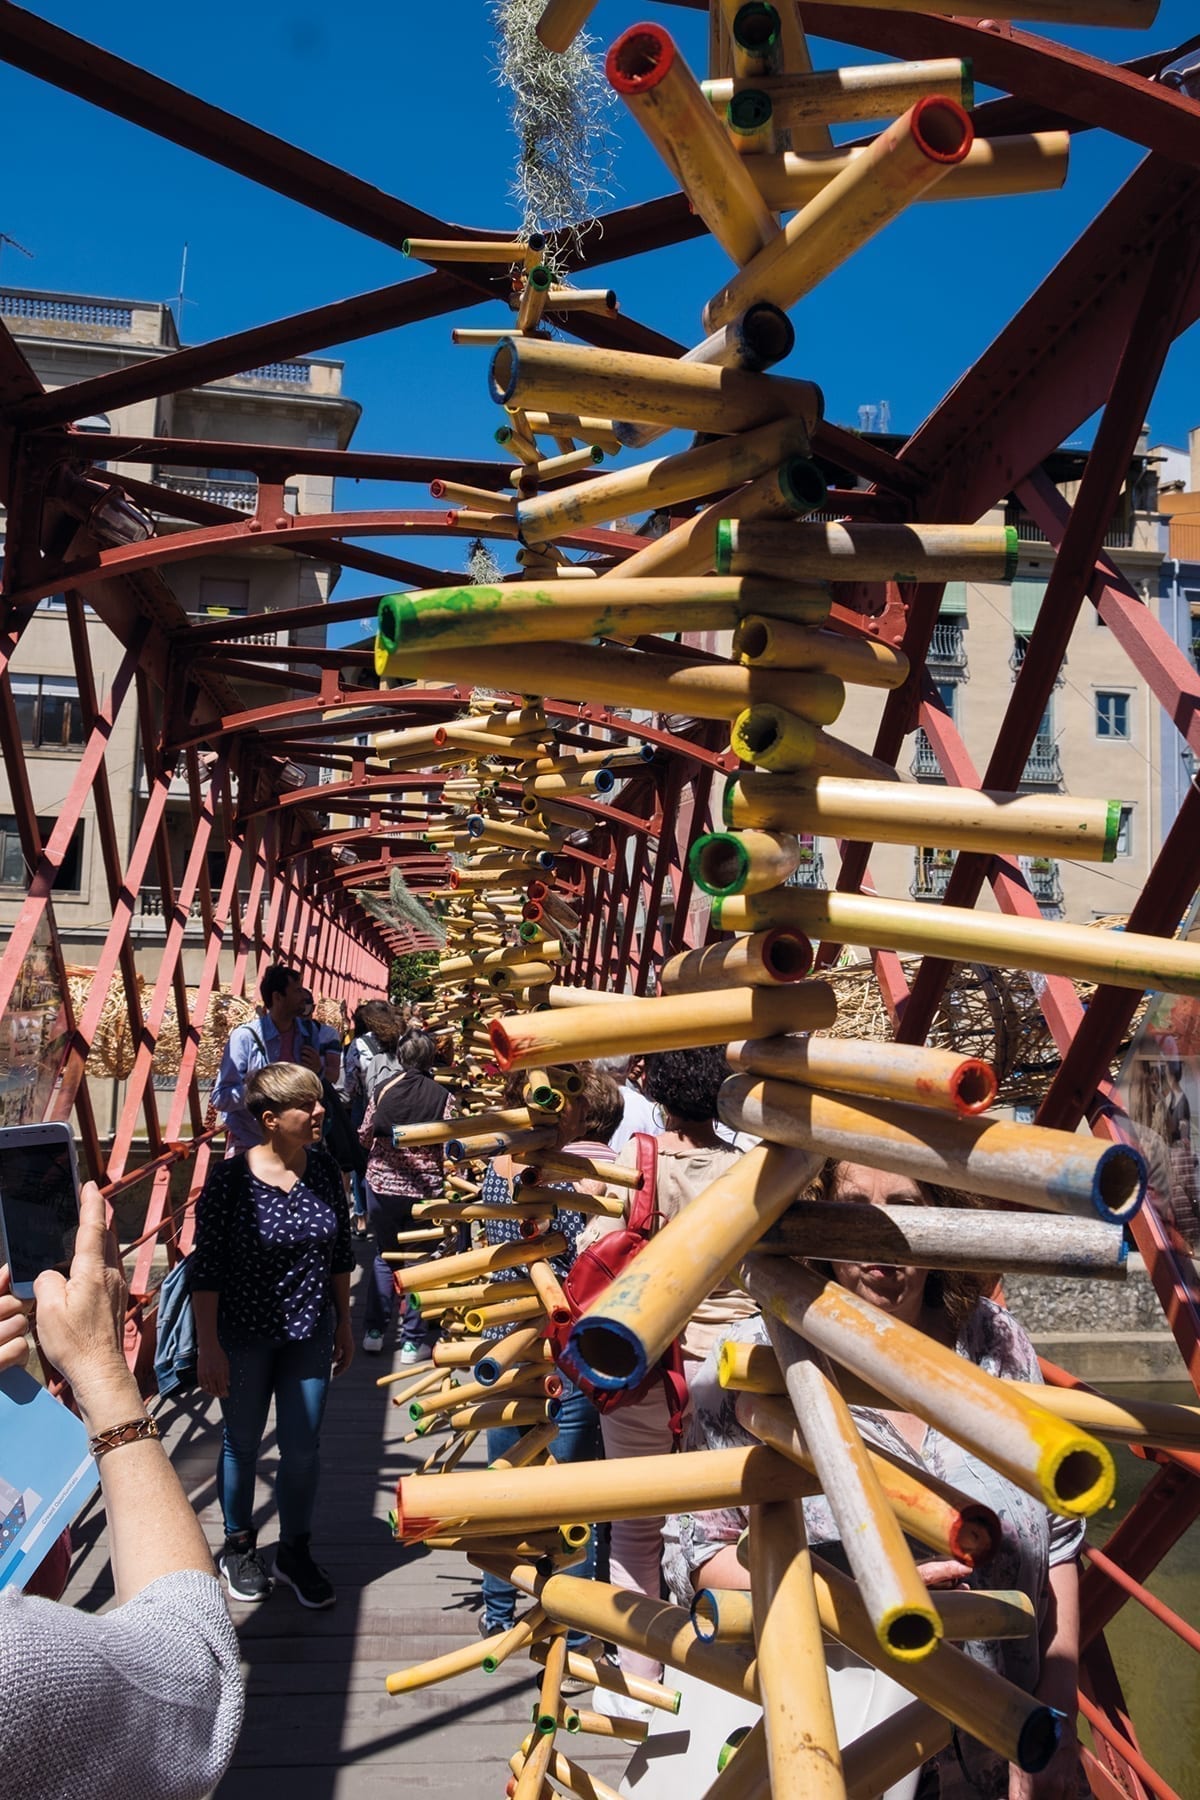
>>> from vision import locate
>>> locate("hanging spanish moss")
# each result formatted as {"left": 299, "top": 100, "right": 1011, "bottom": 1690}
{"left": 492, "top": 0, "right": 617, "bottom": 267}
{"left": 359, "top": 866, "right": 446, "bottom": 946}
{"left": 466, "top": 536, "right": 504, "bottom": 585}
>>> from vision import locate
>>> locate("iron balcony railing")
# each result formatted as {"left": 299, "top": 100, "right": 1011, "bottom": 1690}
{"left": 785, "top": 845, "right": 826, "bottom": 888}
{"left": 928, "top": 619, "right": 967, "bottom": 671}
{"left": 1004, "top": 497, "right": 1133, "bottom": 549}
{"left": 154, "top": 474, "right": 299, "bottom": 515}
{"left": 912, "top": 853, "right": 956, "bottom": 900}
{"left": 1021, "top": 739, "right": 1063, "bottom": 785}
{"left": 1011, "top": 636, "right": 1065, "bottom": 684}
{"left": 1023, "top": 860, "right": 1065, "bottom": 907}
{"left": 910, "top": 730, "right": 944, "bottom": 780}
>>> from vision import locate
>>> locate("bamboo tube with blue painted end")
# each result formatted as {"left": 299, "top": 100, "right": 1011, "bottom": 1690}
{"left": 489, "top": 981, "right": 837, "bottom": 1071}
{"left": 606, "top": 23, "right": 779, "bottom": 266}
{"left": 473, "top": 1326, "right": 548, "bottom": 1388}
{"left": 842, "top": 1702, "right": 953, "bottom": 1800}
{"left": 512, "top": 415, "right": 812, "bottom": 539}
{"left": 718, "top": 1076, "right": 1144, "bottom": 1223}
{"left": 730, "top": 704, "right": 902, "bottom": 780}
{"left": 567, "top": 1143, "right": 824, "bottom": 1390}
{"left": 717, "top": 518, "right": 1018, "bottom": 583}
{"left": 704, "top": 58, "right": 972, "bottom": 125}
{"left": 409, "top": 1366, "right": 561, "bottom": 1421}
{"left": 384, "top": 1603, "right": 547, "bottom": 1694}
{"left": 660, "top": 927, "right": 815, "bottom": 994}
{"left": 690, "top": 828, "right": 805, "bottom": 896}
{"left": 762, "top": 1312, "right": 941, "bottom": 1660}
{"left": 724, "top": 770, "right": 1122, "bottom": 860}
{"left": 733, "top": 615, "right": 910, "bottom": 687}
{"left": 691, "top": 1587, "right": 757, "bottom": 1641}
{"left": 749, "top": 1497, "right": 845, "bottom": 1800}
{"left": 741, "top": 1256, "right": 1115, "bottom": 1517}
{"left": 530, "top": 1642, "right": 683, "bottom": 1715}
{"left": 727, "top": 1033, "right": 997, "bottom": 1115}
{"left": 755, "top": 1202, "right": 1128, "bottom": 1279}
{"left": 613, "top": 301, "right": 795, "bottom": 450}
{"left": 489, "top": 337, "right": 823, "bottom": 439}
{"left": 392, "top": 1231, "right": 566, "bottom": 1295}
{"left": 714, "top": 883, "right": 1200, "bottom": 1001}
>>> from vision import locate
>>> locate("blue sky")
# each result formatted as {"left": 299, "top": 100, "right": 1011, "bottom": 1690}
{"left": 4, "top": 1, "right": 1199, "bottom": 620}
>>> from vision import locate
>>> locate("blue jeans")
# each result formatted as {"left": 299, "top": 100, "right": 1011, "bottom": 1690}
{"left": 480, "top": 1379, "right": 600, "bottom": 1639}
{"left": 218, "top": 1316, "right": 334, "bottom": 1542}
{"left": 350, "top": 1169, "right": 367, "bottom": 1221}
{"left": 364, "top": 1182, "right": 431, "bottom": 1347}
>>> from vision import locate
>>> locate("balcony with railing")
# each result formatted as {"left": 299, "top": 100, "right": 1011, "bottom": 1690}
{"left": 1011, "top": 635, "right": 1065, "bottom": 685}
{"left": 910, "top": 730, "right": 944, "bottom": 780}
{"left": 153, "top": 474, "right": 300, "bottom": 515}
{"left": 1020, "top": 738, "right": 1063, "bottom": 785}
{"left": 1022, "top": 858, "right": 1064, "bottom": 910}
{"left": 785, "top": 839, "right": 825, "bottom": 888}
{"left": 1004, "top": 496, "right": 1133, "bottom": 550}
{"left": 928, "top": 618, "right": 967, "bottom": 673}
{"left": 912, "top": 850, "right": 956, "bottom": 900}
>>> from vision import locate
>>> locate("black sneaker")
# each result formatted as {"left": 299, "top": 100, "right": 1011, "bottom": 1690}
{"left": 274, "top": 1536, "right": 336, "bottom": 1609}
{"left": 219, "top": 1532, "right": 272, "bottom": 1603}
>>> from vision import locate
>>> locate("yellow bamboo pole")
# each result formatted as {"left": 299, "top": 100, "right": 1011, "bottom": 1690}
{"left": 529, "top": 1642, "right": 683, "bottom": 1714}
{"left": 715, "top": 882, "right": 1200, "bottom": 999}
{"left": 618, "top": 459, "right": 829, "bottom": 577}
{"left": 392, "top": 1231, "right": 566, "bottom": 1295}
{"left": 841, "top": 1701, "right": 953, "bottom": 1800}
{"left": 522, "top": 411, "right": 625, "bottom": 455}
{"left": 512, "top": 1184, "right": 626, "bottom": 1219}
{"left": 741, "top": 1256, "right": 1114, "bottom": 1516}
{"left": 512, "top": 444, "right": 603, "bottom": 484}
{"left": 703, "top": 58, "right": 971, "bottom": 124}
{"left": 752, "top": 1202, "right": 1128, "bottom": 1279}
{"left": 529, "top": 1256, "right": 572, "bottom": 1325}
{"left": 749, "top": 1498, "right": 846, "bottom": 1798}
{"left": 751, "top": 129, "right": 1070, "bottom": 212}
{"left": 403, "top": 237, "right": 528, "bottom": 262}
{"left": 535, "top": 0, "right": 601, "bottom": 53}
{"left": 393, "top": 1105, "right": 534, "bottom": 1145}
{"left": 446, "top": 1127, "right": 559, "bottom": 1162}
{"left": 465, "top": 1296, "right": 547, "bottom": 1332}
{"left": 543, "top": 286, "right": 619, "bottom": 314}
{"left": 509, "top": 1742, "right": 624, "bottom": 1800}
{"left": 530, "top": 1148, "right": 644, "bottom": 1188}
{"left": 490, "top": 1421, "right": 560, "bottom": 1470}
{"left": 690, "top": 827, "right": 806, "bottom": 895}
{"left": 489, "top": 962, "right": 558, "bottom": 990}
{"left": 733, "top": 616, "right": 910, "bottom": 689}
{"left": 1011, "top": 1384, "right": 1200, "bottom": 1451}
{"left": 384, "top": 1604, "right": 546, "bottom": 1694}
{"left": 717, "top": 517, "right": 1017, "bottom": 582}
{"left": 730, "top": 703, "right": 903, "bottom": 779}
{"left": 660, "top": 927, "right": 815, "bottom": 993}
{"left": 726, "top": 1032, "right": 997, "bottom": 1114}
{"left": 428, "top": 479, "right": 518, "bottom": 513}
{"left": 558, "top": 1707, "right": 649, "bottom": 1743}
{"left": 442, "top": 1396, "right": 557, "bottom": 1434}
{"left": 409, "top": 1365, "right": 557, "bottom": 1421}
{"left": 472, "top": 1326, "right": 551, "bottom": 1386}
{"left": 534, "top": 1629, "right": 569, "bottom": 1737}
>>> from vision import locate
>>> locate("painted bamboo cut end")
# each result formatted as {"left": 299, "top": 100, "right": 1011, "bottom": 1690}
{"left": 606, "top": 22, "right": 675, "bottom": 95}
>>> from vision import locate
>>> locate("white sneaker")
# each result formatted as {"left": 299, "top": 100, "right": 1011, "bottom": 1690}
{"left": 399, "top": 1341, "right": 433, "bottom": 1366}
{"left": 362, "top": 1329, "right": 385, "bottom": 1355}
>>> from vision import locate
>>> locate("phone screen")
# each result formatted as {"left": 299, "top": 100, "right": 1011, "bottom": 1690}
{"left": 0, "top": 1142, "right": 79, "bottom": 1287}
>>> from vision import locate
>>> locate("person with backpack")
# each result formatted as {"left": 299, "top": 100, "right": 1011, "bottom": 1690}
{"left": 339, "top": 1001, "right": 401, "bottom": 1235}
{"left": 211, "top": 966, "right": 323, "bottom": 1156}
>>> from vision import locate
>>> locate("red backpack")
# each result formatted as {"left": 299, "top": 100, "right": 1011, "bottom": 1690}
{"left": 543, "top": 1133, "right": 689, "bottom": 1438}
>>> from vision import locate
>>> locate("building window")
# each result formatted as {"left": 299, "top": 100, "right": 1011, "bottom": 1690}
{"left": 1115, "top": 805, "right": 1134, "bottom": 858}
{"left": 0, "top": 814, "right": 84, "bottom": 891}
{"left": 11, "top": 675, "right": 85, "bottom": 749}
{"left": 198, "top": 576, "right": 250, "bottom": 617}
{"left": 1096, "top": 691, "right": 1131, "bottom": 740}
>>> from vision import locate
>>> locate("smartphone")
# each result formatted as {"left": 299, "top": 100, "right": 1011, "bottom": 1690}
{"left": 0, "top": 1123, "right": 81, "bottom": 1300}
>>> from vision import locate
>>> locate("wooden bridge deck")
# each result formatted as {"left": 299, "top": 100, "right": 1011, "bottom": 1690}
{"left": 62, "top": 1242, "right": 631, "bottom": 1799}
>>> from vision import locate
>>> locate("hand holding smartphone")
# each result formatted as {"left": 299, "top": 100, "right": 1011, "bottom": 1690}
{"left": 0, "top": 1123, "right": 81, "bottom": 1300}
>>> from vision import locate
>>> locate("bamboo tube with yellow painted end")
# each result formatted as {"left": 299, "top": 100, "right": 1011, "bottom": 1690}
{"left": 730, "top": 704, "right": 903, "bottom": 780}
{"left": 724, "top": 770, "right": 1123, "bottom": 861}
{"left": 392, "top": 1231, "right": 567, "bottom": 1295}
{"left": 754, "top": 1203, "right": 1128, "bottom": 1279}
{"left": 717, "top": 882, "right": 1200, "bottom": 1003}
{"left": 660, "top": 927, "right": 815, "bottom": 993}
{"left": 842, "top": 1703, "right": 953, "bottom": 1800}
{"left": 489, "top": 980, "right": 836, "bottom": 1070}
{"left": 762, "top": 1313, "right": 942, "bottom": 1659}
{"left": 605, "top": 23, "right": 779, "bottom": 266}
{"left": 394, "top": 1445, "right": 818, "bottom": 1541}
{"left": 718, "top": 1076, "right": 1144, "bottom": 1223}
{"left": 530, "top": 1642, "right": 683, "bottom": 1715}
{"left": 742, "top": 1256, "right": 1115, "bottom": 1517}
{"left": 465, "top": 1296, "right": 547, "bottom": 1332}
{"left": 733, "top": 616, "right": 910, "bottom": 687}
{"left": 703, "top": 58, "right": 972, "bottom": 126}
{"left": 705, "top": 96, "right": 973, "bottom": 330}
{"left": 567, "top": 1143, "right": 824, "bottom": 1391}
{"left": 727, "top": 1032, "right": 997, "bottom": 1115}
{"left": 489, "top": 337, "right": 822, "bottom": 439}
{"left": 749, "top": 1497, "right": 845, "bottom": 1799}
{"left": 384, "top": 1604, "right": 546, "bottom": 1694}
{"left": 717, "top": 517, "right": 1018, "bottom": 583}
{"left": 751, "top": 130, "right": 1070, "bottom": 212}
{"left": 689, "top": 828, "right": 806, "bottom": 896}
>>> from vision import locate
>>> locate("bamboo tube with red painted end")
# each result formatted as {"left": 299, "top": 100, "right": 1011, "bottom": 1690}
{"left": 465, "top": 1296, "right": 547, "bottom": 1332}
{"left": 394, "top": 1444, "right": 817, "bottom": 1542}
{"left": 704, "top": 1561, "right": 1034, "bottom": 1646}
{"left": 606, "top": 23, "right": 779, "bottom": 266}
{"left": 392, "top": 1231, "right": 567, "bottom": 1295}
{"left": 490, "top": 981, "right": 836, "bottom": 1070}
{"left": 718, "top": 1075, "right": 1144, "bottom": 1223}
{"left": 741, "top": 1256, "right": 1115, "bottom": 1517}
{"left": 751, "top": 130, "right": 1069, "bottom": 214}
{"left": 717, "top": 518, "right": 1017, "bottom": 583}
{"left": 730, "top": 704, "right": 902, "bottom": 780}
{"left": 660, "top": 928, "right": 815, "bottom": 994}
{"left": 690, "top": 828, "right": 805, "bottom": 896}
{"left": 704, "top": 58, "right": 972, "bottom": 125}
{"left": 384, "top": 1604, "right": 546, "bottom": 1694}
{"left": 529, "top": 1257, "right": 572, "bottom": 1325}
{"left": 530, "top": 1642, "right": 683, "bottom": 1714}
{"left": 489, "top": 336, "right": 822, "bottom": 439}
{"left": 725, "top": 771, "right": 1122, "bottom": 861}
{"left": 727, "top": 1032, "right": 996, "bottom": 1115}
{"left": 715, "top": 883, "right": 1200, "bottom": 1002}
{"left": 705, "top": 96, "right": 973, "bottom": 330}
{"left": 734, "top": 616, "right": 909, "bottom": 688}
{"left": 747, "top": 1497, "right": 845, "bottom": 1798}
{"left": 842, "top": 1702, "right": 953, "bottom": 1800}
{"left": 567, "top": 1143, "right": 823, "bottom": 1391}
{"left": 393, "top": 1105, "right": 534, "bottom": 1146}
{"left": 438, "top": 1396, "right": 558, "bottom": 1435}
{"left": 752, "top": 1204, "right": 1127, "bottom": 1279}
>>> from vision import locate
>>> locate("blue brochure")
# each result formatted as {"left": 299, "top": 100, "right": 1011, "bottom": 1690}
{"left": 0, "top": 1367, "right": 98, "bottom": 1591}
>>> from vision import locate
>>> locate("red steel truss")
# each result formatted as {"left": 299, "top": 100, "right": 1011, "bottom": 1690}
{"left": 2, "top": 3, "right": 1200, "bottom": 1791}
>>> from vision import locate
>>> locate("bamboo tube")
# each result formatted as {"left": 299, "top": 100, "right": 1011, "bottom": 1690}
{"left": 468, "top": 819, "right": 560, "bottom": 853}
{"left": 700, "top": 1719, "right": 771, "bottom": 1800}
{"left": 568, "top": 1143, "right": 824, "bottom": 1390}
{"left": 714, "top": 884, "right": 1200, "bottom": 1002}
{"left": 489, "top": 337, "right": 822, "bottom": 439}
{"left": 691, "top": 1586, "right": 757, "bottom": 1641}
{"left": 660, "top": 928, "right": 815, "bottom": 993}
{"left": 514, "top": 416, "right": 811, "bottom": 538}
{"left": 513, "top": 1728, "right": 555, "bottom": 1800}
{"left": 524, "top": 770, "right": 616, "bottom": 798}
{"left": 473, "top": 1325, "right": 548, "bottom": 1386}
{"left": 741, "top": 1256, "right": 1115, "bottom": 1516}
{"left": 730, "top": 704, "right": 902, "bottom": 779}
{"left": 523, "top": 412, "right": 625, "bottom": 455}
{"left": 491, "top": 1421, "right": 560, "bottom": 1470}
{"left": 705, "top": 96, "right": 973, "bottom": 330}
{"left": 509, "top": 1743, "right": 624, "bottom": 1800}
{"left": 517, "top": 265, "right": 553, "bottom": 335}
{"left": 704, "top": 59, "right": 972, "bottom": 125}
{"left": 1012, "top": 1384, "right": 1200, "bottom": 1451}
{"left": 761, "top": 1315, "right": 942, "bottom": 1659}
{"left": 727, "top": 1033, "right": 997, "bottom": 1115}
{"left": 529, "top": 1257, "right": 572, "bottom": 1324}
{"left": 717, "top": 518, "right": 1017, "bottom": 583}
{"left": 403, "top": 237, "right": 528, "bottom": 262}
{"left": 391, "top": 1225, "right": 453, "bottom": 1242}
{"left": 465, "top": 1296, "right": 547, "bottom": 1332}
{"left": 384, "top": 1605, "right": 546, "bottom": 1694}
{"left": 700, "top": 1566, "right": 1035, "bottom": 1645}
{"left": 526, "top": 1150, "right": 645, "bottom": 1190}
{"left": 724, "top": 771, "right": 1122, "bottom": 861}
{"left": 733, "top": 616, "right": 909, "bottom": 688}
{"left": 377, "top": 1364, "right": 446, "bottom": 1399}
{"left": 530, "top": 1643, "right": 683, "bottom": 1715}
{"left": 429, "top": 1341, "right": 489, "bottom": 1367}
{"left": 513, "top": 444, "right": 604, "bottom": 484}
{"left": 751, "top": 130, "right": 1070, "bottom": 212}
{"left": 749, "top": 1498, "right": 845, "bottom": 1799}
{"left": 690, "top": 828, "right": 805, "bottom": 896}
{"left": 490, "top": 981, "right": 836, "bottom": 1070}
{"left": 841, "top": 1702, "right": 953, "bottom": 1800}
{"left": 512, "top": 1185, "right": 626, "bottom": 1220}
{"left": 543, "top": 287, "right": 619, "bottom": 314}
{"left": 443, "top": 1396, "right": 558, "bottom": 1434}
{"left": 606, "top": 23, "right": 779, "bottom": 265}
{"left": 534, "top": 1630, "right": 569, "bottom": 1736}
{"left": 392, "top": 1231, "right": 567, "bottom": 1294}
{"left": 393, "top": 1105, "right": 534, "bottom": 1145}
{"left": 535, "top": 0, "right": 600, "bottom": 52}
{"left": 489, "top": 962, "right": 558, "bottom": 990}
{"left": 613, "top": 303, "right": 798, "bottom": 452}
{"left": 558, "top": 1708, "right": 649, "bottom": 1743}
{"left": 429, "top": 479, "right": 518, "bottom": 513}
{"left": 415, "top": 1198, "right": 556, "bottom": 1226}
{"left": 546, "top": 985, "right": 625, "bottom": 1005}
{"left": 718, "top": 1076, "right": 1144, "bottom": 1223}
{"left": 749, "top": 1203, "right": 1129, "bottom": 1278}
{"left": 409, "top": 1365, "right": 558, "bottom": 1419}
{"left": 446, "top": 1127, "right": 558, "bottom": 1161}
{"left": 394, "top": 1445, "right": 818, "bottom": 1541}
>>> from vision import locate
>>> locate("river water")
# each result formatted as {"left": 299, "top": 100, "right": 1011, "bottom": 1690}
{"left": 1084, "top": 1383, "right": 1200, "bottom": 1800}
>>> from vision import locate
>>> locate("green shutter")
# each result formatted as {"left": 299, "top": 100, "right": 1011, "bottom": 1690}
{"left": 939, "top": 582, "right": 967, "bottom": 616}
{"left": 1011, "top": 577, "right": 1047, "bottom": 634}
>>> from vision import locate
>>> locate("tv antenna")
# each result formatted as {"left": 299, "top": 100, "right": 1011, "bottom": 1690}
{"left": 0, "top": 233, "right": 34, "bottom": 278}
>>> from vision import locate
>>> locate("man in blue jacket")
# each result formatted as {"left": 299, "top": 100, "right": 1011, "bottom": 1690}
{"left": 211, "top": 965, "right": 322, "bottom": 1154}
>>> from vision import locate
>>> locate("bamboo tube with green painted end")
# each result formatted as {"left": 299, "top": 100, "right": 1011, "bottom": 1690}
{"left": 727, "top": 1032, "right": 997, "bottom": 1115}
{"left": 704, "top": 58, "right": 972, "bottom": 125}
{"left": 513, "top": 415, "right": 812, "bottom": 539}
{"left": 516, "top": 265, "right": 553, "bottom": 335}
{"left": 755, "top": 1202, "right": 1128, "bottom": 1279}
{"left": 725, "top": 770, "right": 1122, "bottom": 861}
{"left": 730, "top": 704, "right": 902, "bottom": 780}
{"left": 660, "top": 928, "right": 815, "bottom": 994}
{"left": 606, "top": 23, "right": 779, "bottom": 266}
{"left": 717, "top": 882, "right": 1200, "bottom": 1002}
{"left": 842, "top": 1702, "right": 953, "bottom": 1800}
{"left": 534, "top": 1630, "right": 569, "bottom": 1738}
{"left": 489, "top": 981, "right": 836, "bottom": 1070}
{"left": 410, "top": 1280, "right": 539, "bottom": 1312}
{"left": 742, "top": 1256, "right": 1115, "bottom": 1517}
{"left": 690, "top": 828, "right": 804, "bottom": 896}
{"left": 726, "top": 87, "right": 775, "bottom": 157}
{"left": 489, "top": 337, "right": 822, "bottom": 439}
{"left": 567, "top": 1143, "right": 823, "bottom": 1390}
{"left": 384, "top": 1604, "right": 546, "bottom": 1694}
{"left": 751, "top": 130, "right": 1070, "bottom": 212}
{"left": 717, "top": 518, "right": 1017, "bottom": 583}
{"left": 393, "top": 1105, "right": 534, "bottom": 1146}
{"left": 394, "top": 1444, "right": 818, "bottom": 1541}
{"left": 718, "top": 1075, "right": 1144, "bottom": 1223}
{"left": 700, "top": 1720, "right": 771, "bottom": 1800}
{"left": 761, "top": 1313, "right": 942, "bottom": 1660}
{"left": 705, "top": 96, "right": 973, "bottom": 330}
{"left": 733, "top": 616, "right": 910, "bottom": 687}
{"left": 465, "top": 1296, "right": 547, "bottom": 1332}
{"left": 530, "top": 1643, "right": 683, "bottom": 1714}
{"left": 512, "top": 444, "right": 604, "bottom": 486}
{"left": 392, "top": 1230, "right": 566, "bottom": 1295}
{"left": 748, "top": 1497, "right": 845, "bottom": 1799}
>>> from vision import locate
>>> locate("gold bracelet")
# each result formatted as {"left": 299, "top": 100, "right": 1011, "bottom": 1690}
{"left": 89, "top": 1416, "right": 161, "bottom": 1460}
